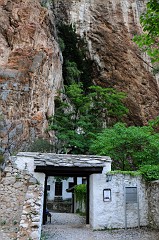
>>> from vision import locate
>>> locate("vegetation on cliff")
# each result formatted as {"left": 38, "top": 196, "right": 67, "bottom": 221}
{"left": 48, "top": 24, "right": 128, "bottom": 154}
{"left": 48, "top": 23, "right": 159, "bottom": 179}
{"left": 133, "top": 0, "right": 159, "bottom": 63}
{"left": 48, "top": 84, "right": 128, "bottom": 154}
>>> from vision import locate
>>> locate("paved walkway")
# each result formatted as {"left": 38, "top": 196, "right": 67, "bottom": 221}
{"left": 41, "top": 213, "right": 159, "bottom": 240}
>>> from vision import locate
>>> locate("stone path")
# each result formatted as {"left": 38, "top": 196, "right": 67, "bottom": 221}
{"left": 41, "top": 213, "right": 159, "bottom": 240}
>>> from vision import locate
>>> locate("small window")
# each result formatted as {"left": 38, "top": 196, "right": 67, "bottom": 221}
{"left": 55, "top": 182, "right": 62, "bottom": 196}
{"left": 47, "top": 185, "right": 50, "bottom": 191}
{"left": 69, "top": 182, "right": 74, "bottom": 189}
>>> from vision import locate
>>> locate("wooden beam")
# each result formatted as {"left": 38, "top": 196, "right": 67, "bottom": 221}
{"left": 35, "top": 166, "right": 103, "bottom": 176}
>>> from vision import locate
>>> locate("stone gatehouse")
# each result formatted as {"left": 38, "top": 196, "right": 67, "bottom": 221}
{"left": 0, "top": 152, "right": 159, "bottom": 240}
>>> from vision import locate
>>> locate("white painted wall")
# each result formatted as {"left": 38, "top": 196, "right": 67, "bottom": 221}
{"left": 14, "top": 152, "right": 45, "bottom": 185}
{"left": 47, "top": 177, "right": 83, "bottom": 201}
{"left": 90, "top": 173, "right": 148, "bottom": 229}
{"left": 14, "top": 153, "right": 149, "bottom": 230}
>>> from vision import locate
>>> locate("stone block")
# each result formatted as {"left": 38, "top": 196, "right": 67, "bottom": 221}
{"left": 32, "top": 217, "right": 40, "bottom": 222}
{"left": 2, "top": 177, "right": 16, "bottom": 185}
{"left": 25, "top": 192, "right": 34, "bottom": 200}
{"left": 30, "top": 230, "right": 39, "bottom": 239}
{"left": 19, "top": 223, "right": 28, "bottom": 228}
{"left": 31, "top": 221, "right": 40, "bottom": 227}
{"left": 4, "top": 166, "right": 12, "bottom": 173}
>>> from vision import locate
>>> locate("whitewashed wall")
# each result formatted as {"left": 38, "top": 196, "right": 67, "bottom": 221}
{"left": 47, "top": 177, "right": 83, "bottom": 201}
{"left": 89, "top": 172, "right": 148, "bottom": 229}
{"left": 15, "top": 152, "right": 45, "bottom": 185}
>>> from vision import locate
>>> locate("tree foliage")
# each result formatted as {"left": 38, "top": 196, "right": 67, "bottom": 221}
{"left": 139, "top": 165, "right": 159, "bottom": 181}
{"left": 133, "top": 0, "right": 159, "bottom": 62}
{"left": 48, "top": 84, "right": 128, "bottom": 154}
{"left": 90, "top": 122, "right": 159, "bottom": 170}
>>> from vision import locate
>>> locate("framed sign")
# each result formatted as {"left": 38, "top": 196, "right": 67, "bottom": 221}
{"left": 103, "top": 189, "right": 111, "bottom": 202}
{"left": 125, "top": 187, "right": 137, "bottom": 203}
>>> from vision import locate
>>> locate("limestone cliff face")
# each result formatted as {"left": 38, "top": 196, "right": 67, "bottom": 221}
{"left": 0, "top": 0, "right": 62, "bottom": 153}
{"left": 0, "top": 0, "right": 159, "bottom": 154}
{"left": 55, "top": 0, "right": 159, "bottom": 125}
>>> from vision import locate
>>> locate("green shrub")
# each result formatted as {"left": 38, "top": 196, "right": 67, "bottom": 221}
{"left": 90, "top": 122, "right": 159, "bottom": 170}
{"left": 74, "top": 184, "right": 87, "bottom": 204}
{"left": 139, "top": 165, "right": 159, "bottom": 181}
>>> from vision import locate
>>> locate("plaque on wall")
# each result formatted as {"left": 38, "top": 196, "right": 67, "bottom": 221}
{"left": 125, "top": 187, "right": 137, "bottom": 203}
{"left": 103, "top": 189, "right": 111, "bottom": 202}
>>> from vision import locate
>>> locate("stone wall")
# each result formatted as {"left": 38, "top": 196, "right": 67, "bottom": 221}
{"left": 17, "top": 182, "right": 44, "bottom": 240}
{"left": 0, "top": 160, "right": 44, "bottom": 240}
{"left": 147, "top": 180, "right": 159, "bottom": 229}
{"left": 0, "top": 162, "right": 29, "bottom": 239}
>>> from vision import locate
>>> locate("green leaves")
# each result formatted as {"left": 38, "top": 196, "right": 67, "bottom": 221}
{"left": 74, "top": 184, "right": 87, "bottom": 204}
{"left": 51, "top": 24, "right": 128, "bottom": 154}
{"left": 133, "top": 0, "right": 159, "bottom": 62}
{"left": 139, "top": 165, "right": 159, "bottom": 181}
{"left": 48, "top": 84, "right": 128, "bottom": 154}
{"left": 90, "top": 122, "right": 159, "bottom": 170}
{"left": 65, "top": 61, "right": 81, "bottom": 85}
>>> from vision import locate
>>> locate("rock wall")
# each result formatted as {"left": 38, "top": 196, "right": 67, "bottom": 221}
{"left": 0, "top": 160, "right": 44, "bottom": 240}
{"left": 0, "top": 0, "right": 62, "bottom": 154}
{"left": 147, "top": 180, "right": 159, "bottom": 229}
{"left": 0, "top": 0, "right": 159, "bottom": 154}
{"left": 54, "top": 0, "right": 159, "bottom": 125}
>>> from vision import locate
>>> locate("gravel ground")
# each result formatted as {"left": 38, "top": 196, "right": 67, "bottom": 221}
{"left": 0, "top": 230, "right": 12, "bottom": 240}
{"left": 42, "top": 213, "right": 159, "bottom": 240}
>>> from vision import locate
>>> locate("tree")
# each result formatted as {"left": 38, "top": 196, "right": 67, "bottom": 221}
{"left": 89, "top": 122, "right": 159, "bottom": 170}
{"left": 48, "top": 84, "right": 128, "bottom": 154}
{"left": 133, "top": 0, "right": 159, "bottom": 62}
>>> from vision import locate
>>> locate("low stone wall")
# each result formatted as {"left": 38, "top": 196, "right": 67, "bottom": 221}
{"left": 0, "top": 162, "right": 29, "bottom": 239}
{"left": 147, "top": 180, "right": 159, "bottom": 229}
{"left": 17, "top": 182, "right": 43, "bottom": 240}
{"left": 0, "top": 160, "right": 44, "bottom": 240}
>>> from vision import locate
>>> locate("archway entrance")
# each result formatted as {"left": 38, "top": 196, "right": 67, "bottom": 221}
{"left": 34, "top": 154, "right": 109, "bottom": 225}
